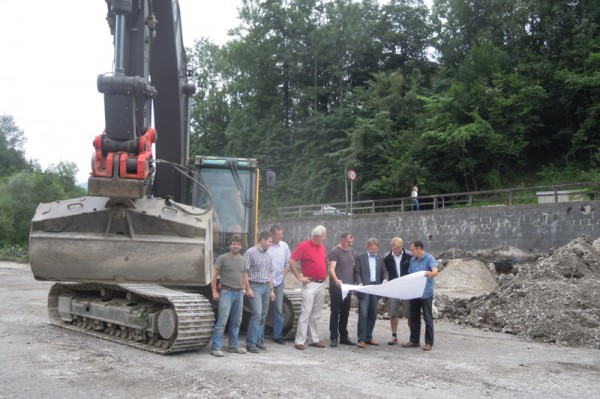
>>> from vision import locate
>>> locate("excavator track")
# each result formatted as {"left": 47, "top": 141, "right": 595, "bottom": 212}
{"left": 48, "top": 283, "right": 214, "bottom": 354}
{"left": 283, "top": 290, "right": 303, "bottom": 341}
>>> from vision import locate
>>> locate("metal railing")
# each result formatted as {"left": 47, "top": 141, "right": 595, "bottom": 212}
{"left": 260, "top": 181, "right": 600, "bottom": 220}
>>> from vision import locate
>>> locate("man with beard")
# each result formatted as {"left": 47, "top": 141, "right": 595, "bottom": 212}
{"left": 328, "top": 231, "right": 356, "bottom": 347}
{"left": 210, "top": 234, "right": 247, "bottom": 357}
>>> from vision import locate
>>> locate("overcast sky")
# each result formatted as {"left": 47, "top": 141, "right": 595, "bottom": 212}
{"left": 0, "top": 0, "right": 243, "bottom": 182}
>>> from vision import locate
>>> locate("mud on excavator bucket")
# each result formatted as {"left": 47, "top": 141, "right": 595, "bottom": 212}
{"left": 29, "top": 196, "right": 213, "bottom": 286}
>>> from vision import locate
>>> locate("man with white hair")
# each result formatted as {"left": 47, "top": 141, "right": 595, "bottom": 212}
{"left": 289, "top": 225, "right": 328, "bottom": 350}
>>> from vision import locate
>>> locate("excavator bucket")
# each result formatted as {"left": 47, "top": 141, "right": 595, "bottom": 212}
{"left": 29, "top": 196, "right": 213, "bottom": 286}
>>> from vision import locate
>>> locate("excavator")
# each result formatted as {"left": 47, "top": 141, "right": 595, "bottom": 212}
{"left": 28, "top": 0, "right": 300, "bottom": 354}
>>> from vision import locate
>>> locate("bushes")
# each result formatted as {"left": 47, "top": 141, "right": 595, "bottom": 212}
{"left": 0, "top": 245, "right": 28, "bottom": 263}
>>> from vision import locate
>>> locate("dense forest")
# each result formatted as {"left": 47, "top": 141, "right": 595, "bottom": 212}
{"left": 0, "top": 114, "right": 85, "bottom": 258}
{"left": 187, "top": 0, "right": 600, "bottom": 208}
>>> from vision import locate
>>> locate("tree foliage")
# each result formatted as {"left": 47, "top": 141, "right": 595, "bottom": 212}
{"left": 0, "top": 114, "right": 30, "bottom": 176}
{"left": 187, "top": 0, "right": 600, "bottom": 207}
{"left": 0, "top": 115, "right": 86, "bottom": 248}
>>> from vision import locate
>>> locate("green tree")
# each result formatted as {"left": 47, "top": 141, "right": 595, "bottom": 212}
{"left": 349, "top": 67, "right": 432, "bottom": 198}
{"left": 186, "top": 0, "right": 600, "bottom": 207}
{"left": 0, "top": 114, "right": 29, "bottom": 176}
{"left": 189, "top": 38, "right": 232, "bottom": 156}
{"left": 0, "top": 162, "right": 85, "bottom": 247}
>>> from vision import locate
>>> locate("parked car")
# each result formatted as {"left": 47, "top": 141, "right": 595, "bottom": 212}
{"left": 313, "top": 205, "right": 350, "bottom": 216}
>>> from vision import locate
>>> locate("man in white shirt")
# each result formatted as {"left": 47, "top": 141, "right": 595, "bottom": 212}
{"left": 267, "top": 224, "right": 291, "bottom": 344}
{"left": 383, "top": 237, "right": 412, "bottom": 345}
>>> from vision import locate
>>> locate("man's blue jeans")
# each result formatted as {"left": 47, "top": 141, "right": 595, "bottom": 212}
{"left": 211, "top": 288, "right": 243, "bottom": 350}
{"left": 246, "top": 282, "right": 270, "bottom": 348}
{"left": 273, "top": 282, "right": 285, "bottom": 340}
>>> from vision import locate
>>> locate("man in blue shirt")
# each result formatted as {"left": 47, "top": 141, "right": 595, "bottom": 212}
{"left": 402, "top": 240, "right": 439, "bottom": 351}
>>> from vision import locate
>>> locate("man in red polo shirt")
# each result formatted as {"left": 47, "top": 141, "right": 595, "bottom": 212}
{"left": 289, "top": 225, "right": 327, "bottom": 350}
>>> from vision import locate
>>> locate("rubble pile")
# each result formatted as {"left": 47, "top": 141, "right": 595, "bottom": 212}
{"left": 442, "top": 236, "right": 600, "bottom": 348}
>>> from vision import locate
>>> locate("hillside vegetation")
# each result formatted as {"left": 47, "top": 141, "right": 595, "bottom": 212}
{"left": 0, "top": 115, "right": 85, "bottom": 260}
{"left": 188, "top": 0, "right": 600, "bottom": 208}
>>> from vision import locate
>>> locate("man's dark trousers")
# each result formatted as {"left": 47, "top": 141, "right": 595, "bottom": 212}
{"left": 409, "top": 296, "right": 434, "bottom": 345}
{"left": 329, "top": 283, "right": 351, "bottom": 340}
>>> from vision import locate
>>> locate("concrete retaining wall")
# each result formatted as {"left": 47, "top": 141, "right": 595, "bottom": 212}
{"left": 259, "top": 201, "right": 600, "bottom": 256}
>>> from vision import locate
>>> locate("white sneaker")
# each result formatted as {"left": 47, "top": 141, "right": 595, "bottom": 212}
{"left": 211, "top": 349, "right": 224, "bottom": 357}
{"left": 228, "top": 347, "right": 247, "bottom": 354}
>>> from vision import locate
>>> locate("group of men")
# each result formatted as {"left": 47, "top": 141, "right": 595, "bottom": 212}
{"left": 210, "top": 224, "right": 439, "bottom": 357}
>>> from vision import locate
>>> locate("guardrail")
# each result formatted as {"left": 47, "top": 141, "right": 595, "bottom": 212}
{"left": 260, "top": 181, "right": 600, "bottom": 220}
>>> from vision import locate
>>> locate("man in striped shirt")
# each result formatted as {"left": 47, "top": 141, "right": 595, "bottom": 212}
{"left": 244, "top": 230, "right": 275, "bottom": 353}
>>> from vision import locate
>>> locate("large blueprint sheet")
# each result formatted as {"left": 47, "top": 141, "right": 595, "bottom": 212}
{"left": 341, "top": 271, "right": 427, "bottom": 300}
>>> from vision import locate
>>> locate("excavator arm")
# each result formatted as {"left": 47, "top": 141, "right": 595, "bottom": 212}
{"left": 29, "top": 0, "right": 212, "bottom": 286}
{"left": 90, "top": 0, "right": 195, "bottom": 202}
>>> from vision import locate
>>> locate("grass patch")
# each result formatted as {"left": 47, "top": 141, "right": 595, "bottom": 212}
{"left": 0, "top": 245, "right": 28, "bottom": 263}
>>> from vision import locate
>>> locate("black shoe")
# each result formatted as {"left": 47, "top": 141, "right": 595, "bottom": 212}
{"left": 256, "top": 342, "right": 267, "bottom": 350}
{"left": 330, "top": 338, "right": 338, "bottom": 347}
{"left": 401, "top": 341, "right": 420, "bottom": 348}
{"left": 339, "top": 338, "right": 356, "bottom": 346}
{"left": 273, "top": 337, "right": 285, "bottom": 345}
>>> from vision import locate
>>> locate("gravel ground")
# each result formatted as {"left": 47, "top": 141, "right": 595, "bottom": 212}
{"left": 1, "top": 262, "right": 599, "bottom": 399}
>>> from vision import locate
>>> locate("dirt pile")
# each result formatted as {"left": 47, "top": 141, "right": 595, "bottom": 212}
{"left": 442, "top": 235, "right": 600, "bottom": 348}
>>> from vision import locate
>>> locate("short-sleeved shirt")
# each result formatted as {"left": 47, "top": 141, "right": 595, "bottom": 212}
{"left": 268, "top": 241, "right": 291, "bottom": 287}
{"left": 291, "top": 239, "right": 327, "bottom": 280}
{"left": 214, "top": 252, "right": 245, "bottom": 289}
{"left": 408, "top": 252, "right": 437, "bottom": 299}
{"left": 328, "top": 245, "right": 355, "bottom": 284}
{"left": 244, "top": 245, "right": 273, "bottom": 283}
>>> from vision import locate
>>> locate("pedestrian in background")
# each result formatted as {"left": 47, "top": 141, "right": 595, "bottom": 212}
{"left": 411, "top": 186, "right": 420, "bottom": 211}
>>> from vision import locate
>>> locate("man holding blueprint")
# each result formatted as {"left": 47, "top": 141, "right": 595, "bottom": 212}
{"left": 340, "top": 239, "right": 438, "bottom": 351}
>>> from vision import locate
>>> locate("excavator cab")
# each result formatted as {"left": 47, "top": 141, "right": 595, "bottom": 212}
{"left": 191, "top": 156, "right": 259, "bottom": 257}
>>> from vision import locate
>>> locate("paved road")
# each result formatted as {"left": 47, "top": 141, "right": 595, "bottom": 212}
{"left": 1, "top": 262, "right": 598, "bottom": 399}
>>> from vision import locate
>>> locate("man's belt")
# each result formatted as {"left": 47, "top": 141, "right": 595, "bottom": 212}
{"left": 221, "top": 285, "right": 243, "bottom": 291}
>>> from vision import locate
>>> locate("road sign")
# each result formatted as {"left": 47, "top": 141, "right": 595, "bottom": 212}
{"left": 347, "top": 169, "right": 357, "bottom": 181}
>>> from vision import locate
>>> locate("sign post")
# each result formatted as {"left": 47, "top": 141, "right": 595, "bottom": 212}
{"left": 347, "top": 170, "right": 357, "bottom": 230}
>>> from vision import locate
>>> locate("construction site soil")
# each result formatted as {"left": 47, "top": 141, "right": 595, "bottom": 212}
{"left": 438, "top": 236, "right": 600, "bottom": 349}
{"left": 1, "top": 236, "right": 599, "bottom": 398}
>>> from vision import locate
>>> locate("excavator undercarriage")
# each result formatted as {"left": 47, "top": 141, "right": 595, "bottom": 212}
{"left": 48, "top": 283, "right": 214, "bottom": 354}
